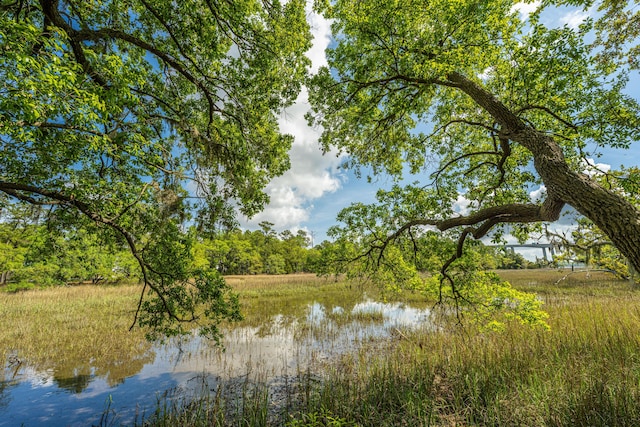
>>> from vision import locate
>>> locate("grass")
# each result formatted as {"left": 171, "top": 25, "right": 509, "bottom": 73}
{"left": 293, "top": 270, "right": 640, "bottom": 426}
{"left": 0, "top": 284, "right": 152, "bottom": 385}
{"left": 0, "top": 275, "right": 355, "bottom": 373}
{"left": 328, "top": 308, "right": 385, "bottom": 324}
{"left": 227, "top": 274, "right": 408, "bottom": 329}
{"left": 3, "top": 270, "right": 640, "bottom": 426}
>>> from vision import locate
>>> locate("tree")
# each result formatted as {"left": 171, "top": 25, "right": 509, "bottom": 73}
{"left": 0, "top": 206, "right": 36, "bottom": 286}
{"left": 555, "top": 0, "right": 640, "bottom": 69}
{"left": 494, "top": 248, "right": 529, "bottom": 270}
{"left": 225, "top": 236, "right": 263, "bottom": 274}
{"left": 0, "top": 0, "right": 311, "bottom": 339}
{"left": 308, "top": 0, "right": 640, "bottom": 316}
{"left": 544, "top": 166, "right": 640, "bottom": 278}
{"left": 280, "top": 229, "right": 310, "bottom": 273}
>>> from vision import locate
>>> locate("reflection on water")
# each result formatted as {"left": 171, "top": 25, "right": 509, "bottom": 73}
{"left": 0, "top": 299, "right": 431, "bottom": 426}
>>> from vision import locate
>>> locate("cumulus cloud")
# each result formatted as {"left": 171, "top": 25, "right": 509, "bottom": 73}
{"left": 582, "top": 158, "right": 611, "bottom": 177}
{"left": 559, "top": 7, "right": 592, "bottom": 29}
{"left": 240, "top": 2, "right": 343, "bottom": 232}
{"left": 529, "top": 185, "right": 547, "bottom": 202}
{"left": 306, "top": 7, "right": 332, "bottom": 74}
{"left": 511, "top": 1, "right": 541, "bottom": 20}
{"left": 248, "top": 186, "right": 310, "bottom": 228}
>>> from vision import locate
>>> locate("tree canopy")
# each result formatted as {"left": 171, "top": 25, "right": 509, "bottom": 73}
{"left": 308, "top": 0, "right": 640, "bottom": 314}
{"left": 0, "top": 0, "right": 311, "bottom": 339}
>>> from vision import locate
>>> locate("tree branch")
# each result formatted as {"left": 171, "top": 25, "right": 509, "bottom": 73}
{"left": 516, "top": 104, "right": 577, "bottom": 129}
{"left": 0, "top": 181, "right": 193, "bottom": 328}
{"left": 445, "top": 72, "right": 526, "bottom": 132}
{"left": 39, "top": 0, "right": 108, "bottom": 87}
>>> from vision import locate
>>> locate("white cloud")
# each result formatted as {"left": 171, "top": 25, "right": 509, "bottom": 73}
{"left": 248, "top": 186, "right": 310, "bottom": 228}
{"left": 453, "top": 194, "right": 474, "bottom": 215}
{"left": 306, "top": 6, "right": 333, "bottom": 74}
{"left": 582, "top": 158, "right": 611, "bottom": 177}
{"left": 529, "top": 185, "right": 546, "bottom": 202}
{"left": 511, "top": 1, "right": 541, "bottom": 21}
{"left": 478, "top": 66, "right": 495, "bottom": 81}
{"left": 240, "top": 3, "right": 343, "bottom": 232}
{"left": 559, "top": 7, "right": 593, "bottom": 29}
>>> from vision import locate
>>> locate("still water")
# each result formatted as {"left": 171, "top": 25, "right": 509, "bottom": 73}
{"left": 1, "top": 299, "right": 430, "bottom": 426}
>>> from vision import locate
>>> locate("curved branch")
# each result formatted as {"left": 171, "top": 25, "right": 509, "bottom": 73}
{"left": 39, "top": 0, "right": 108, "bottom": 87}
{"left": 39, "top": 0, "right": 230, "bottom": 133}
{"left": 439, "top": 198, "right": 564, "bottom": 234}
{"left": 516, "top": 104, "right": 577, "bottom": 130}
{"left": 13, "top": 120, "right": 106, "bottom": 137}
{"left": 445, "top": 72, "right": 526, "bottom": 133}
{"left": 78, "top": 27, "right": 221, "bottom": 128}
{"left": 441, "top": 119, "right": 498, "bottom": 135}
{"left": 477, "top": 135, "right": 512, "bottom": 202}
{"left": 377, "top": 197, "right": 564, "bottom": 254}
{"left": 138, "top": 0, "right": 209, "bottom": 80}
{"left": 0, "top": 181, "right": 192, "bottom": 328}
{"left": 343, "top": 74, "right": 455, "bottom": 103}
{"left": 434, "top": 150, "right": 501, "bottom": 179}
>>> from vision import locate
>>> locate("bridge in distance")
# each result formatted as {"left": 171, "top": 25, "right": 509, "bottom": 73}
{"left": 490, "top": 243, "right": 557, "bottom": 262}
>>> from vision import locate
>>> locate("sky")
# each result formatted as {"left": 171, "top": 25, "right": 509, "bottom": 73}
{"left": 238, "top": 1, "right": 640, "bottom": 254}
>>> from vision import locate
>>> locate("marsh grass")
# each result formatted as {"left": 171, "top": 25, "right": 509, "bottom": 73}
{"left": 0, "top": 275, "right": 358, "bottom": 369}
{"left": 150, "top": 270, "right": 640, "bottom": 426}
{"left": 5, "top": 271, "right": 639, "bottom": 426}
{"left": 229, "top": 274, "right": 398, "bottom": 330}
{"left": 327, "top": 309, "right": 385, "bottom": 324}
{"left": 292, "top": 269, "right": 640, "bottom": 426}
{"left": 498, "top": 269, "right": 631, "bottom": 295}
{"left": 0, "top": 284, "right": 152, "bottom": 383}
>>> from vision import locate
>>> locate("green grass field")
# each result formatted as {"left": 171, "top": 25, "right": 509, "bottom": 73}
{"left": 2, "top": 270, "right": 639, "bottom": 426}
{"left": 294, "top": 270, "right": 640, "bottom": 426}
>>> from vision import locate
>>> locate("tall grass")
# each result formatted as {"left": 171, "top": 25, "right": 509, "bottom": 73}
{"left": 4, "top": 271, "right": 640, "bottom": 426}
{"left": 293, "top": 270, "right": 640, "bottom": 426}
{"left": 0, "top": 284, "right": 152, "bottom": 384}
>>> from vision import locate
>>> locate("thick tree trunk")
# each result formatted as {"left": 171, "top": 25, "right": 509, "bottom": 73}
{"left": 449, "top": 72, "right": 640, "bottom": 274}
{"left": 514, "top": 130, "right": 640, "bottom": 274}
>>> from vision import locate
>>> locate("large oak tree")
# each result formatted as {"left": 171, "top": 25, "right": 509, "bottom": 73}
{"left": 0, "top": 0, "right": 311, "bottom": 339}
{"left": 308, "top": 0, "right": 639, "bottom": 305}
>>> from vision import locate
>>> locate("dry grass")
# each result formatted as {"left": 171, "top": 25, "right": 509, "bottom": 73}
{"left": 0, "top": 284, "right": 152, "bottom": 385}
{"left": 297, "top": 269, "right": 640, "bottom": 426}
{"left": 0, "top": 274, "right": 360, "bottom": 385}
{"left": 225, "top": 273, "right": 331, "bottom": 289}
{"left": 6, "top": 270, "right": 637, "bottom": 426}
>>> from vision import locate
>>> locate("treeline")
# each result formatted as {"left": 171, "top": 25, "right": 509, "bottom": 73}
{"left": 1, "top": 213, "right": 542, "bottom": 290}
{"left": 0, "top": 217, "right": 325, "bottom": 289}
{"left": 192, "top": 222, "right": 319, "bottom": 275}
{"left": 0, "top": 221, "right": 139, "bottom": 289}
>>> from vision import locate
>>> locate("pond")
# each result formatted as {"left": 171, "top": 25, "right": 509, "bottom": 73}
{"left": 0, "top": 298, "right": 431, "bottom": 426}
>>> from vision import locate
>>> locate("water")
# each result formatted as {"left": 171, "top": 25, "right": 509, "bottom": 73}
{"left": 0, "top": 299, "right": 431, "bottom": 426}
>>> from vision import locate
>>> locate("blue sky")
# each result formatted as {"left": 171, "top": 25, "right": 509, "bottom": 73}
{"left": 238, "top": 1, "right": 640, "bottom": 249}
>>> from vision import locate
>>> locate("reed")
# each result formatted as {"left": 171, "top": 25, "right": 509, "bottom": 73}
{"left": 294, "top": 270, "right": 640, "bottom": 426}
{"left": 0, "top": 284, "right": 151, "bottom": 383}
{"left": 5, "top": 270, "right": 639, "bottom": 426}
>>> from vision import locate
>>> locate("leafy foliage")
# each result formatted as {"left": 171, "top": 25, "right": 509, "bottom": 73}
{"left": 0, "top": 0, "right": 311, "bottom": 338}
{"left": 308, "top": 0, "right": 640, "bottom": 323}
{"left": 190, "top": 226, "right": 314, "bottom": 275}
{"left": 1, "top": 219, "right": 320, "bottom": 286}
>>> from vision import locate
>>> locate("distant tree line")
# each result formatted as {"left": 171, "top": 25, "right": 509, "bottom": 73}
{"left": 1, "top": 208, "right": 570, "bottom": 292}
{"left": 0, "top": 212, "right": 325, "bottom": 289}
{"left": 192, "top": 221, "right": 318, "bottom": 275}
{"left": 0, "top": 205, "right": 140, "bottom": 289}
